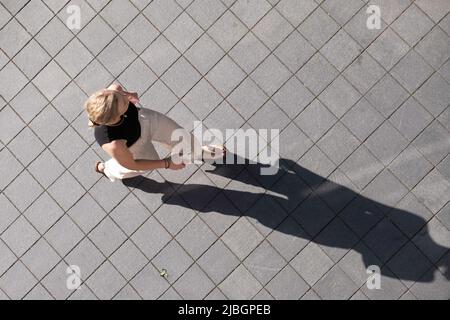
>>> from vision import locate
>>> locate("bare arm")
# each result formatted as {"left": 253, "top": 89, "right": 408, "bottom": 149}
{"left": 103, "top": 140, "right": 185, "bottom": 171}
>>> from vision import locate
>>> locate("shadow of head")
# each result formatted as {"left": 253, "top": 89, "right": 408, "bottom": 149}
{"left": 123, "top": 153, "right": 449, "bottom": 283}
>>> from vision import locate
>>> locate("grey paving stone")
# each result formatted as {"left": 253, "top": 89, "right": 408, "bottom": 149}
{"left": 158, "top": 286, "right": 182, "bottom": 300}
{"left": 227, "top": 77, "right": 268, "bottom": 120}
{"left": 387, "top": 241, "right": 433, "bottom": 288}
{"left": 413, "top": 120, "right": 450, "bottom": 167}
{"left": 0, "top": 63, "right": 29, "bottom": 102}
{"left": 291, "top": 242, "right": 334, "bottom": 286}
{"left": 0, "top": 19, "right": 31, "bottom": 58}
{"left": 266, "top": 264, "right": 309, "bottom": 300}
{"left": 276, "top": 0, "right": 317, "bottom": 27}
{"left": 29, "top": 105, "right": 68, "bottom": 145}
{"left": 392, "top": 4, "right": 434, "bottom": 46}
{"left": 13, "top": 39, "right": 51, "bottom": 79}
{"left": 45, "top": 215, "right": 84, "bottom": 257}
{"left": 4, "top": 170, "right": 44, "bottom": 213}
{"left": 68, "top": 284, "right": 99, "bottom": 300}
{"left": 65, "top": 237, "right": 105, "bottom": 279}
{"left": 173, "top": 263, "right": 215, "bottom": 299}
{"left": 0, "top": 194, "right": 20, "bottom": 234}
{"left": 110, "top": 240, "right": 148, "bottom": 281}
{"left": 389, "top": 192, "right": 433, "bottom": 238}
{"left": 320, "top": 30, "right": 362, "bottom": 72}
{"left": 33, "top": 61, "right": 71, "bottom": 101}
{"left": 415, "top": 0, "right": 450, "bottom": 23}
{"left": 362, "top": 169, "right": 409, "bottom": 212}
{"left": 141, "top": 35, "right": 180, "bottom": 78}
{"left": 253, "top": 9, "right": 293, "bottom": 51}
{"left": 413, "top": 217, "right": 450, "bottom": 264}
{"left": 266, "top": 217, "right": 309, "bottom": 261}
{"left": 313, "top": 265, "right": 359, "bottom": 300}
{"left": 129, "top": 263, "right": 169, "bottom": 299}
{"left": 219, "top": 264, "right": 262, "bottom": 300}
{"left": 363, "top": 218, "right": 408, "bottom": 263}
{"left": 208, "top": 10, "right": 248, "bottom": 52}
{"left": 86, "top": 261, "right": 127, "bottom": 300}
{"left": 10, "top": 83, "right": 48, "bottom": 124}
{"left": 110, "top": 194, "right": 151, "bottom": 237}
{"left": 369, "top": 0, "right": 412, "bottom": 24}
{"left": 297, "top": 52, "right": 339, "bottom": 95}
{"left": 119, "top": 59, "right": 156, "bottom": 95}
{"left": 100, "top": 0, "right": 139, "bottom": 33}
{"left": 361, "top": 267, "right": 408, "bottom": 300}
{"left": 165, "top": 12, "right": 203, "bottom": 54}
{"left": 391, "top": 50, "right": 434, "bottom": 94}
{"left": 436, "top": 202, "right": 450, "bottom": 231}
{"left": 88, "top": 217, "right": 127, "bottom": 257}
{"left": 338, "top": 242, "right": 381, "bottom": 287}
{"left": 0, "top": 148, "right": 23, "bottom": 191}
{"left": 198, "top": 239, "right": 240, "bottom": 284}
{"left": 366, "top": 74, "right": 409, "bottom": 118}
{"left": 340, "top": 145, "right": 384, "bottom": 190}
{"left": 251, "top": 55, "right": 291, "bottom": 97}
{"left": 205, "top": 288, "right": 228, "bottom": 300}
{"left": 295, "top": 99, "right": 337, "bottom": 142}
{"left": 21, "top": 238, "right": 60, "bottom": 280}
{"left": 152, "top": 240, "right": 194, "bottom": 284}
{"left": 222, "top": 216, "right": 264, "bottom": 260}
{"left": 143, "top": 0, "right": 182, "bottom": 31}
{"left": 187, "top": 0, "right": 226, "bottom": 29}
{"left": 98, "top": 37, "right": 137, "bottom": 78}
{"left": 414, "top": 73, "right": 450, "bottom": 117}
{"left": 40, "top": 260, "right": 74, "bottom": 299}
{"left": 413, "top": 169, "right": 450, "bottom": 214}
{"left": 55, "top": 38, "right": 93, "bottom": 78}
{"left": 410, "top": 267, "right": 450, "bottom": 300}
{"left": 319, "top": 75, "right": 361, "bottom": 118}
{"left": 113, "top": 284, "right": 141, "bottom": 300}
{"left": 321, "top": 0, "right": 364, "bottom": 25}
{"left": 162, "top": 56, "right": 202, "bottom": 98}
{"left": 399, "top": 291, "right": 418, "bottom": 300}
{"left": 437, "top": 105, "right": 450, "bottom": 132}
{"left": 389, "top": 146, "right": 433, "bottom": 190}
{"left": 203, "top": 101, "right": 245, "bottom": 139}
{"left": 7, "top": 127, "right": 45, "bottom": 167}
{"left": 316, "top": 217, "right": 360, "bottom": 262}
{"left": 319, "top": 168, "right": 360, "bottom": 213}
{"left": 16, "top": 0, "right": 52, "bottom": 35}
{"left": 88, "top": 175, "right": 130, "bottom": 213}
{"left": 0, "top": 106, "right": 26, "bottom": 145}
{"left": 199, "top": 192, "right": 240, "bottom": 237}
{"left": 274, "top": 30, "right": 316, "bottom": 73}
{"left": 24, "top": 192, "right": 64, "bottom": 234}
{"left": 317, "top": 122, "right": 360, "bottom": 165}
{"left": 339, "top": 195, "right": 384, "bottom": 238}
{"left": 343, "top": 52, "right": 385, "bottom": 95}
{"left": 389, "top": 97, "right": 434, "bottom": 141}
{"left": 367, "top": 28, "right": 409, "bottom": 70}
{"left": 272, "top": 77, "right": 313, "bottom": 120}
{"left": 120, "top": 14, "right": 158, "bottom": 55}
{"left": 0, "top": 261, "right": 37, "bottom": 300}
{"left": 437, "top": 154, "right": 450, "bottom": 181}
{"left": 301, "top": 289, "right": 321, "bottom": 300}
{"left": 176, "top": 216, "right": 217, "bottom": 260}
{"left": 66, "top": 194, "right": 105, "bottom": 234}
{"left": 243, "top": 240, "right": 285, "bottom": 285}
{"left": 181, "top": 79, "right": 221, "bottom": 120}
{"left": 0, "top": 239, "right": 17, "bottom": 276}
{"left": 35, "top": 17, "right": 73, "bottom": 57}
{"left": 344, "top": 6, "right": 386, "bottom": 49}
{"left": 416, "top": 26, "right": 450, "bottom": 69}
{"left": 0, "top": 3, "right": 11, "bottom": 29}
{"left": 24, "top": 284, "right": 54, "bottom": 300}
{"left": 365, "top": 121, "right": 408, "bottom": 166}
{"left": 247, "top": 100, "right": 290, "bottom": 135}
{"left": 186, "top": 34, "right": 225, "bottom": 77}
{"left": 298, "top": 6, "right": 339, "bottom": 49}
{"left": 47, "top": 171, "right": 85, "bottom": 211}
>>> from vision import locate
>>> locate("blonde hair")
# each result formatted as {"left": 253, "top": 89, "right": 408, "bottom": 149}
{"left": 84, "top": 90, "right": 121, "bottom": 127}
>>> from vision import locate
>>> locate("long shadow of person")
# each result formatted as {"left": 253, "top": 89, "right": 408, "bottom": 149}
{"left": 123, "top": 153, "right": 449, "bottom": 285}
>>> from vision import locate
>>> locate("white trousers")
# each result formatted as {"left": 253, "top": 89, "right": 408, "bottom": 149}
{"left": 103, "top": 108, "right": 202, "bottom": 182}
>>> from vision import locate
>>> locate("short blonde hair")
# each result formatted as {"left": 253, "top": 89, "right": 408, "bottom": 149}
{"left": 84, "top": 90, "right": 121, "bottom": 127}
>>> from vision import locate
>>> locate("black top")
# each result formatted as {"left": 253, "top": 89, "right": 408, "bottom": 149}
{"left": 94, "top": 102, "right": 141, "bottom": 148}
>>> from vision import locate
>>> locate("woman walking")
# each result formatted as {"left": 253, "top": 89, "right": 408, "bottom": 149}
{"left": 84, "top": 84, "right": 225, "bottom": 182}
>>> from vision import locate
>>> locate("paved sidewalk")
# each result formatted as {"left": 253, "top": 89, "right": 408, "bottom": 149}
{"left": 0, "top": 0, "right": 449, "bottom": 300}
